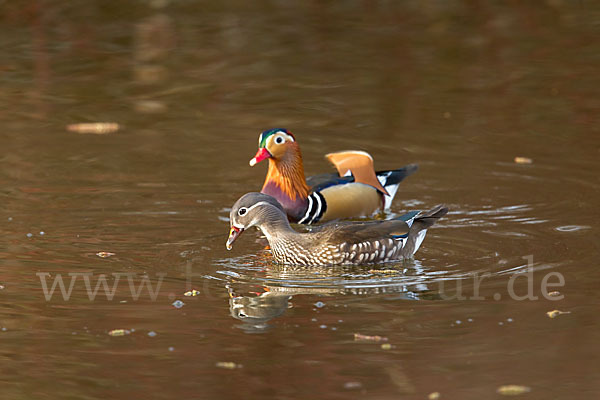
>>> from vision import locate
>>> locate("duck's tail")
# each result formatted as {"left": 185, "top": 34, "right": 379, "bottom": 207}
{"left": 376, "top": 164, "right": 419, "bottom": 209}
{"left": 399, "top": 205, "right": 448, "bottom": 257}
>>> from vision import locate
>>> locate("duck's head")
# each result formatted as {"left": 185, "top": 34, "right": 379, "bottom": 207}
{"left": 249, "top": 128, "right": 297, "bottom": 166}
{"left": 226, "top": 192, "right": 286, "bottom": 250}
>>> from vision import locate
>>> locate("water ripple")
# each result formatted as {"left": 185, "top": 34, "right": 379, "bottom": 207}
{"left": 554, "top": 225, "right": 591, "bottom": 232}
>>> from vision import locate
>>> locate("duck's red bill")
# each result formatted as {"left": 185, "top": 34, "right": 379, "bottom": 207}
{"left": 249, "top": 147, "right": 271, "bottom": 166}
{"left": 226, "top": 226, "right": 244, "bottom": 250}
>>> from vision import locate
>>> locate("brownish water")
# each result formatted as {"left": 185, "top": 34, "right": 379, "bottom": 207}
{"left": 1, "top": 1, "right": 599, "bottom": 399}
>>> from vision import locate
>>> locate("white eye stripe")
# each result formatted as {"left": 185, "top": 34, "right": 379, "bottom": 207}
{"left": 234, "top": 200, "right": 282, "bottom": 228}
{"left": 242, "top": 201, "right": 275, "bottom": 214}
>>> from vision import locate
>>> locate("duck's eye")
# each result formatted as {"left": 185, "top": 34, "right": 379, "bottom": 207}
{"left": 238, "top": 207, "right": 247, "bottom": 216}
{"left": 274, "top": 135, "right": 284, "bottom": 144}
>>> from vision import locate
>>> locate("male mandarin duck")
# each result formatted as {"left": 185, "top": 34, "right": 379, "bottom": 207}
{"left": 249, "top": 128, "right": 418, "bottom": 224}
{"left": 226, "top": 193, "right": 448, "bottom": 267}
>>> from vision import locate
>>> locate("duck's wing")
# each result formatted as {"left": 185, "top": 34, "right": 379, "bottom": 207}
{"left": 307, "top": 164, "right": 418, "bottom": 195}
{"left": 317, "top": 218, "right": 411, "bottom": 243}
{"left": 314, "top": 206, "right": 446, "bottom": 244}
{"left": 325, "top": 151, "right": 389, "bottom": 194}
{"left": 306, "top": 173, "right": 352, "bottom": 192}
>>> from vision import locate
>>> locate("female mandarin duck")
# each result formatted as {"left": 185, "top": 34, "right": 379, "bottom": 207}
{"left": 226, "top": 193, "right": 448, "bottom": 267}
{"left": 249, "top": 128, "right": 418, "bottom": 224}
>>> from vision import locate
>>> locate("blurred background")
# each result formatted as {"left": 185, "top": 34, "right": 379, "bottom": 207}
{"left": 1, "top": 1, "right": 599, "bottom": 399}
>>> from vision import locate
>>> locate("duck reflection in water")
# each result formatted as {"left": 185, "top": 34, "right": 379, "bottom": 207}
{"left": 225, "top": 261, "right": 439, "bottom": 331}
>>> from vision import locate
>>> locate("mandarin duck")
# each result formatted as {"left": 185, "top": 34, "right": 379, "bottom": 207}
{"left": 226, "top": 193, "right": 448, "bottom": 267}
{"left": 249, "top": 128, "right": 418, "bottom": 224}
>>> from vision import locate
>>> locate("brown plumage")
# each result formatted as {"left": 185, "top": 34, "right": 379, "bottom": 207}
{"left": 226, "top": 193, "right": 448, "bottom": 267}
{"left": 262, "top": 140, "right": 309, "bottom": 201}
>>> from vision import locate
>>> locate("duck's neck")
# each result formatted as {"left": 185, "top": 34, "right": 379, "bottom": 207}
{"left": 257, "top": 211, "right": 299, "bottom": 244}
{"left": 262, "top": 145, "right": 310, "bottom": 202}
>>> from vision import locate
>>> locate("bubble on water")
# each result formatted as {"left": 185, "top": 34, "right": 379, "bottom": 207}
{"left": 314, "top": 301, "right": 325, "bottom": 308}
{"left": 172, "top": 300, "right": 185, "bottom": 309}
{"left": 467, "top": 318, "right": 473, "bottom": 322}
{"left": 39, "top": 231, "right": 45, "bottom": 235}
{"left": 331, "top": 327, "right": 337, "bottom": 331}
{"left": 311, "top": 318, "right": 317, "bottom": 322}
{"left": 455, "top": 320, "right": 462, "bottom": 325}
{"left": 498, "top": 322, "right": 504, "bottom": 326}
{"left": 507, "top": 318, "right": 513, "bottom": 323}
{"left": 319, "top": 325, "right": 327, "bottom": 329}
{"left": 148, "top": 331, "right": 157, "bottom": 337}
{"left": 1, "top": 327, "right": 6, "bottom": 331}
{"left": 168, "top": 347, "right": 175, "bottom": 352}
{"left": 8, "top": 217, "right": 13, "bottom": 221}
{"left": 26, "top": 233, "right": 33, "bottom": 238}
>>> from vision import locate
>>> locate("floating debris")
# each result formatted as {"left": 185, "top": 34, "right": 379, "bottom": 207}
{"left": 184, "top": 289, "right": 201, "bottom": 297}
{"left": 0, "top": 284, "right": 4, "bottom": 290}
{"left": 134, "top": 100, "right": 167, "bottom": 114}
{"left": 428, "top": 392, "right": 441, "bottom": 400}
{"left": 381, "top": 343, "right": 392, "bottom": 350}
{"left": 547, "top": 309, "right": 570, "bottom": 319}
{"left": 108, "top": 329, "right": 131, "bottom": 337}
{"left": 343, "top": 382, "right": 363, "bottom": 390}
{"left": 496, "top": 385, "right": 531, "bottom": 395}
{"left": 96, "top": 252, "right": 116, "bottom": 258}
{"left": 67, "top": 122, "right": 120, "bottom": 134}
{"left": 354, "top": 333, "right": 388, "bottom": 342}
{"left": 514, "top": 156, "right": 533, "bottom": 164}
{"left": 172, "top": 300, "right": 185, "bottom": 309}
{"left": 547, "top": 291, "right": 561, "bottom": 297}
{"left": 216, "top": 362, "right": 241, "bottom": 369}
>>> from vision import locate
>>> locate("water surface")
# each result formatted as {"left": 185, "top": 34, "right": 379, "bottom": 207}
{"left": 1, "top": 2, "right": 599, "bottom": 399}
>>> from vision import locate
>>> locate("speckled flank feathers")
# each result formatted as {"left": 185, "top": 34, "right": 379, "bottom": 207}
{"left": 227, "top": 192, "right": 448, "bottom": 267}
